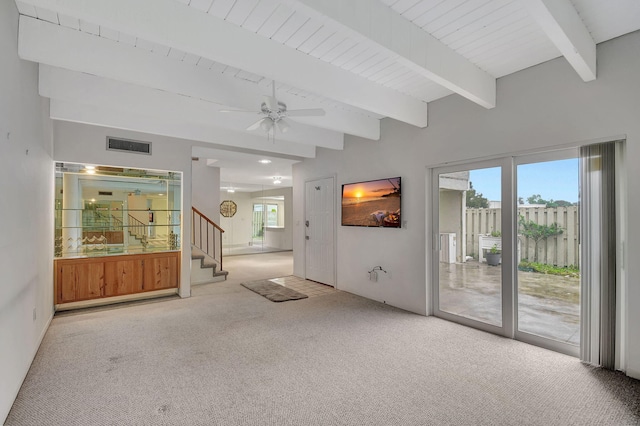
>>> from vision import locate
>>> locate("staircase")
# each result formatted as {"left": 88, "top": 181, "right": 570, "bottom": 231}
{"left": 191, "top": 207, "right": 228, "bottom": 284}
{"left": 191, "top": 246, "right": 228, "bottom": 284}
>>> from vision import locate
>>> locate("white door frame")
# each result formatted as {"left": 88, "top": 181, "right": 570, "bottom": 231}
{"left": 431, "top": 157, "right": 514, "bottom": 338}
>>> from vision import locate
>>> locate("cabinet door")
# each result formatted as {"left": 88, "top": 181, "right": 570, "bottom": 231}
{"left": 57, "top": 262, "right": 104, "bottom": 303}
{"left": 143, "top": 254, "right": 179, "bottom": 290}
{"left": 57, "top": 263, "right": 78, "bottom": 303}
{"left": 104, "top": 259, "right": 143, "bottom": 296}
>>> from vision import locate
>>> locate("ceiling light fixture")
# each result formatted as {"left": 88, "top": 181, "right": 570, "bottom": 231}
{"left": 273, "top": 177, "right": 282, "bottom": 185}
{"left": 259, "top": 159, "right": 272, "bottom": 164}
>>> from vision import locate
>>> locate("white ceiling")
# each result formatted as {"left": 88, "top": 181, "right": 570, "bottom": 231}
{"left": 14, "top": 0, "right": 640, "bottom": 190}
{"left": 192, "top": 146, "right": 299, "bottom": 192}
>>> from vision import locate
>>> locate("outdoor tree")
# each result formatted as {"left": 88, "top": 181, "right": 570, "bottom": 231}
{"left": 466, "top": 182, "right": 489, "bottom": 208}
{"left": 526, "top": 194, "right": 575, "bottom": 208}
{"left": 518, "top": 216, "right": 563, "bottom": 262}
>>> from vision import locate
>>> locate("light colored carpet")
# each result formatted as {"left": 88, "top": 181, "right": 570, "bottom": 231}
{"left": 6, "top": 253, "right": 640, "bottom": 425}
{"left": 241, "top": 280, "right": 308, "bottom": 302}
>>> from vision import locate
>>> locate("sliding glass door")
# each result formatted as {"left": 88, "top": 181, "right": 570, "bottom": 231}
{"left": 514, "top": 153, "right": 580, "bottom": 356}
{"left": 432, "top": 151, "right": 581, "bottom": 355}
{"left": 433, "top": 159, "right": 513, "bottom": 335}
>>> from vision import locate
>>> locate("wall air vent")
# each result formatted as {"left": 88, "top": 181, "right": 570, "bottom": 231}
{"left": 98, "top": 191, "right": 113, "bottom": 196}
{"left": 106, "top": 137, "right": 151, "bottom": 155}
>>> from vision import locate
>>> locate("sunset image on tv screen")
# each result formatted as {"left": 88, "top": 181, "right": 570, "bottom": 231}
{"left": 341, "top": 177, "right": 401, "bottom": 228}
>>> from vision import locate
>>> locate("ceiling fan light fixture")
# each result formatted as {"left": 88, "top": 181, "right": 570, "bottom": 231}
{"left": 260, "top": 118, "right": 274, "bottom": 133}
{"left": 276, "top": 119, "right": 291, "bottom": 134}
{"left": 234, "top": 81, "right": 325, "bottom": 135}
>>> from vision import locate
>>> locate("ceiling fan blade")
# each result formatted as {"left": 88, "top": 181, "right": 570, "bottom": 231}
{"left": 285, "top": 108, "right": 326, "bottom": 117}
{"left": 247, "top": 117, "right": 267, "bottom": 131}
{"left": 276, "top": 119, "right": 291, "bottom": 134}
{"left": 263, "top": 95, "right": 278, "bottom": 111}
{"left": 220, "top": 109, "right": 260, "bottom": 114}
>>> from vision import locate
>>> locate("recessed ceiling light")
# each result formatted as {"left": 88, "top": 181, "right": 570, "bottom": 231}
{"left": 259, "top": 159, "right": 272, "bottom": 164}
{"left": 85, "top": 165, "right": 95, "bottom": 170}
{"left": 227, "top": 189, "right": 235, "bottom": 193}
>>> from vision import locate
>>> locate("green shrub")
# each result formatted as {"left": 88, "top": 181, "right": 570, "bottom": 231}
{"left": 518, "top": 261, "right": 579, "bottom": 278}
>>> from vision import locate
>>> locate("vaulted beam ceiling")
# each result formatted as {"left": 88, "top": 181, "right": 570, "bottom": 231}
{"left": 39, "top": 65, "right": 342, "bottom": 151}
{"left": 19, "top": 17, "right": 371, "bottom": 144}
{"left": 17, "top": 0, "right": 429, "bottom": 127}
{"left": 284, "top": 0, "right": 496, "bottom": 109}
{"left": 523, "top": 0, "right": 597, "bottom": 81}
{"left": 50, "top": 99, "right": 317, "bottom": 158}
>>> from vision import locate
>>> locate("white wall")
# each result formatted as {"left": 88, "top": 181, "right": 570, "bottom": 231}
{"left": 293, "top": 31, "right": 640, "bottom": 378}
{"left": 219, "top": 192, "right": 253, "bottom": 247}
{"left": 53, "top": 122, "right": 193, "bottom": 298}
{"left": 191, "top": 158, "right": 220, "bottom": 224}
{"left": 0, "top": 2, "right": 54, "bottom": 422}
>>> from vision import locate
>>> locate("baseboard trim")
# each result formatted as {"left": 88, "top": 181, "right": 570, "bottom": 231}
{"left": 55, "top": 289, "right": 178, "bottom": 311}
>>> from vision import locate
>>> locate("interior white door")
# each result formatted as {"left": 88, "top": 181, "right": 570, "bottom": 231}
{"left": 305, "top": 177, "right": 335, "bottom": 286}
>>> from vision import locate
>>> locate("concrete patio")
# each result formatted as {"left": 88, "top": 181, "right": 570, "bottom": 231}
{"left": 439, "top": 260, "right": 580, "bottom": 345}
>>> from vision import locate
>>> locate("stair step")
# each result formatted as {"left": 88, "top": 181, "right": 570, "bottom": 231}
{"left": 191, "top": 251, "right": 205, "bottom": 260}
{"left": 201, "top": 261, "right": 217, "bottom": 270}
{"left": 190, "top": 245, "right": 227, "bottom": 281}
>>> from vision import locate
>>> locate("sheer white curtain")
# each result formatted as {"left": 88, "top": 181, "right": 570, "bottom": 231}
{"left": 580, "top": 142, "right": 618, "bottom": 368}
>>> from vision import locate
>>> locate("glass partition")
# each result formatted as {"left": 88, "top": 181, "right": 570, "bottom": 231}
{"left": 54, "top": 162, "right": 182, "bottom": 258}
{"left": 219, "top": 183, "right": 289, "bottom": 256}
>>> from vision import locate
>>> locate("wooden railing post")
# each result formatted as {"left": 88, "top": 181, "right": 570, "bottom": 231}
{"left": 191, "top": 207, "right": 225, "bottom": 273}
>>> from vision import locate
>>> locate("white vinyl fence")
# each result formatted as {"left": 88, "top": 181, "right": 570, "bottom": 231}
{"left": 466, "top": 206, "right": 579, "bottom": 267}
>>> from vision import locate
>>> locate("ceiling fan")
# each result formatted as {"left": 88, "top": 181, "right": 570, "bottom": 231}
{"left": 220, "top": 81, "right": 325, "bottom": 134}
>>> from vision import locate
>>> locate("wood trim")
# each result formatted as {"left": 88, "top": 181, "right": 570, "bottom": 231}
{"left": 192, "top": 206, "right": 224, "bottom": 233}
{"left": 54, "top": 251, "right": 180, "bottom": 305}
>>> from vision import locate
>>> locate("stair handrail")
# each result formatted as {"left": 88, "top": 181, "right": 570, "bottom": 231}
{"left": 128, "top": 214, "right": 147, "bottom": 238}
{"left": 191, "top": 207, "right": 225, "bottom": 272}
{"left": 111, "top": 214, "right": 123, "bottom": 231}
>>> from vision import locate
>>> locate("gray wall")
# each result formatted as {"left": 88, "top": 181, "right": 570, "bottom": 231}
{"left": 0, "top": 2, "right": 54, "bottom": 422}
{"left": 293, "top": 31, "right": 640, "bottom": 379}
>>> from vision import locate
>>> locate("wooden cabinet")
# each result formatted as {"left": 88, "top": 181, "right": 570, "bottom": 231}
{"left": 104, "top": 258, "right": 143, "bottom": 296}
{"left": 143, "top": 253, "right": 179, "bottom": 290}
{"left": 54, "top": 251, "right": 180, "bottom": 304}
{"left": 57, "top": 261, "right": 104, "bottom": 303}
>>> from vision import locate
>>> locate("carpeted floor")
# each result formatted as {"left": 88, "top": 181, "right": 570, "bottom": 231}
{"left": 6, "top": 253, "right": 640, "bottom": 425}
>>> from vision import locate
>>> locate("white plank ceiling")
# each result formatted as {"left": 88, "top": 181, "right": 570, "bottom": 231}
{"left": 13, "top": 0, "right": 640, "bottom": 188}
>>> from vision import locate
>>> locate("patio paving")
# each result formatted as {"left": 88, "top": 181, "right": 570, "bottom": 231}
{"left": 439, "top": 260, "right": 580, "bottom": 345}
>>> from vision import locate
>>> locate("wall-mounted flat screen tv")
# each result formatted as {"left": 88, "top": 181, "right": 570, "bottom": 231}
{"left": 341, "top": 177, "right": 401, "bottom": 228}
